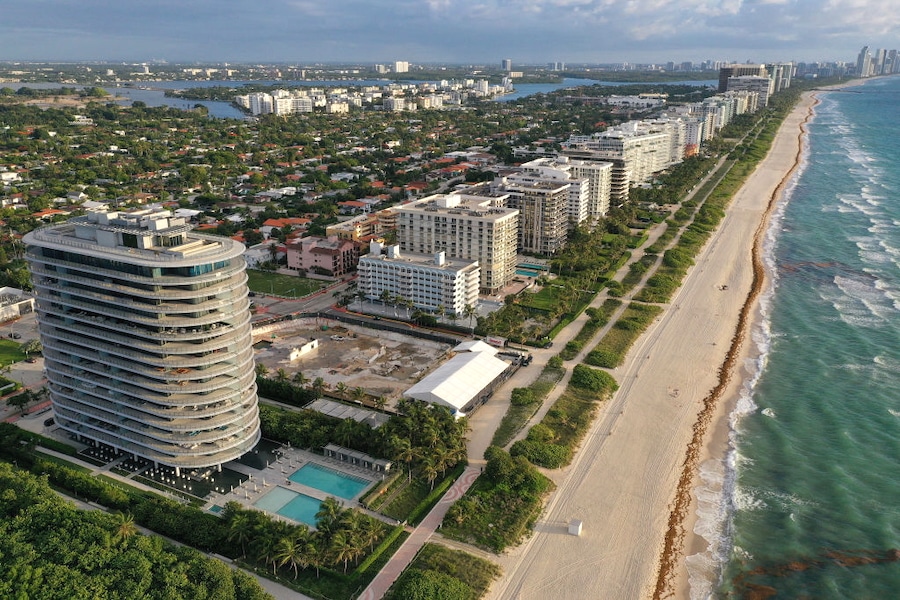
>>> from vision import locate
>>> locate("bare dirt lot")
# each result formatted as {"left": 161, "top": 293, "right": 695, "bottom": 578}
{"left": 252, "top": 317, "right": 452, "bottom": 403}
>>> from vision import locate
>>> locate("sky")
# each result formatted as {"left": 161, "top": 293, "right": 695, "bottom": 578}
{"left": 1, "top": 0, "right": 896, "bottom": 66}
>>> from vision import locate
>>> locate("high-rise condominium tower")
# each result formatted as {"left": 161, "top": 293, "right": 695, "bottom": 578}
{"left": 24, "top": 209, "right": 260, "bottom": 473}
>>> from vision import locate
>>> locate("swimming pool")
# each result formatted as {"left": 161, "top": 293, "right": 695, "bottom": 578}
{"left": 516, "top": 268, "right": 541, "bottom": 277}
{"left": 518, "top": 262, "right": 548, "bottom": 271}
{"left": 253, "top": 486, "right": 321, "bottom": 527}
{"left": 288, "top": 463, "right": 371, "bottom": 500}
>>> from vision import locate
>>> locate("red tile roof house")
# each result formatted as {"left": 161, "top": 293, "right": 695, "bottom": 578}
{"left": 337, "top": 200, "right": 369, "bottom": 215}
{"left": 285, "top": 236, "right": 360, "bottom": 277}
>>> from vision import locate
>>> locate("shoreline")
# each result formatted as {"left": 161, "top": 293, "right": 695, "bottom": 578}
{"left": 662, "top": 90, "right": 821, "bottom": 599}
{"left": 670, "top": 78, "right": 867, "bottom": 599}
{"left": 487, "top": 82, "right": 861, "bottom": 600}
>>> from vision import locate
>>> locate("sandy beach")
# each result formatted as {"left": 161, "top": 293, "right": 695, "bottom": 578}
{"left": 486, "top": 91, "right": 822, "bottom": 600}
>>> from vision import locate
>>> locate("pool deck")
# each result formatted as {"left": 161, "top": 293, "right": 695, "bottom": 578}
{"left": 208, "top": 446, "right": 395, "bottom": 527}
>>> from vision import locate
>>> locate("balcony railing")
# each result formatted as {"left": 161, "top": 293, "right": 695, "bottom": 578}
{"left": 30, "top": 263, "right": 248, "bottom": 301}
{"left": 38, "top": 307, "right": 251, "bottom": 347}
{"left": 45, "top": 360, "right": 256, "bottom": 403}
{"left": 42, "top": 337, "right": 254, "bottom": 382}
{"left": 42, "top": 326, "right": 250, "bottom": 370}
{"left": 51, "top": 381, "right": 255, "bottom": 422}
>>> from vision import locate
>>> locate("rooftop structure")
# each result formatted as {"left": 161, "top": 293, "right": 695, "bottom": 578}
{"left": 24, "top": 209, "right": 260, "bottom": 473}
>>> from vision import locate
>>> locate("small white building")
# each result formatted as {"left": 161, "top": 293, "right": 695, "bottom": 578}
{"left": 289, "top": 339, "right": 319, "bottom": 361}
{"left": 0, "top": 287, "right": 35, "bottom": 323}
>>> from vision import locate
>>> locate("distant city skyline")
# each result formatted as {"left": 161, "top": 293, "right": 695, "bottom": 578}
{"left": 1, "top": 1, "right": 896, "bottom": 65}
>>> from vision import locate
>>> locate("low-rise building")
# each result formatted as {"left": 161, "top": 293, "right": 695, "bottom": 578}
{"left": 357, "top": 241, "right": 479, "bottom": 316}
{"left": 285, "top": 235, "right": 360, "bottom": 277}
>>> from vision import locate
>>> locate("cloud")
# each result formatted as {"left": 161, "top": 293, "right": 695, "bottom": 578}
{"left": 0, "top": 0, "right": 894, "bottom": 63}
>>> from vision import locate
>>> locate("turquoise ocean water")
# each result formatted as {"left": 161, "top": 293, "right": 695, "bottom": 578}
{"left": 694, "top": 77, "right": 900, "bottom": 598}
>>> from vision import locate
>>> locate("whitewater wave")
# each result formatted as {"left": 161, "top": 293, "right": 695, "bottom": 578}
{"left": 686, "top": 107, "right": 802, "bottom": 600}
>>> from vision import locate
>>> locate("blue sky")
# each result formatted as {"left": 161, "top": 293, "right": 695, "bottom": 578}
{"left": 1, "top": 1, "right": 895, "bottom": 65}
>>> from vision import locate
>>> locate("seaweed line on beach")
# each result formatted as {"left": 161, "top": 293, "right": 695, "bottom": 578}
{"left": 651, "top": 95, "right": 820, "bottom": 600}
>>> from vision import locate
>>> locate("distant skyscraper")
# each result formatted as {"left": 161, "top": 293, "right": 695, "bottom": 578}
{"left": 394, "top": 61, "right": 409, "bottom": 73}
{"left": 25, "top": 209, "right": 261, "bottom": 473}
{"left": 502, "top": 59, "right": 512, "bottom": 71}
{"left": 873, "top": 48, "right": 887, "bottom": 74}
{"left": 857, "top": 46, "right": 872, "bottom": 77}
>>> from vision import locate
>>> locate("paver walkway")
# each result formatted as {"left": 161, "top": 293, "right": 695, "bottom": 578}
{"left": 358, "top": 465, "right": 481, "bottom": 600}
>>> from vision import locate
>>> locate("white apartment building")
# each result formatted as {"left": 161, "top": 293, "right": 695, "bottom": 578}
{"left": 395, "top": 193, "right": 519, "bottom": 295}
{"left": 564, "top": 124, "right": 672, "bottom": 185}
{"left": 383, "top": 97, "right": 406, "bottom": 112}
{"left": 493, "top": 174, "right": 570, "bottom": 256}
{"left": 358, "top": 241, "right": 480, "bottom": 316}
{"left": 521, "top": 156, "right": 596, "bottom": 227}
{"left": 24, "top": 209, "right": 260, "bottom": 472}
{"left": 726, "top": 75, "right": 774, "bottom": 107}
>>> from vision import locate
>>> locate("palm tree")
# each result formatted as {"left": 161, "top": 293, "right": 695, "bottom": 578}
{"left": 274, "top": 368, "right": 289, "bottom": 383}
{"left": 351, "top": 386, "right": 366, "bottom": 404}
{"left": 334, "top": 419, "right": 358, "bottom": 447}
{"left": 227, "top": 513, "right": 254, "bottom": 558}
{"left": 292, "top": 371, "right": 309, "bottom": 387}
{"left": 275, "top": 530, "right": 309, "bottom": 579}
{"left": 394, "top": 437, "right": 420, "bottom": 483}
{"left": 374, "top": 395, "right": 388, "bottom": 412}
{"left": 255, "top": 535, "right": 279, "bottom": 574}
{"left": 111, "top": 512, "right": 138, "bottom": 547}
{"left": 306, "top": 541, "right": 324, "bottom": 578}
{"left": 255, "top": 363, "right": 269, "bottom": 378}
{"left": 315, "top": 497, "right": 343, "bottom": 535}
{"left": 463, "top": 303, "right": 477, "bottom": 331}
{"left": 334, "top": 382, "right": 349, "bottom": 399}
{"left": 432, "top": 445, "right": 455, "bottom": 477}
{"left": 311, "top": 377, "right": 327, "bottom": 398}
{"left": 329, "top": 531, "right": 356, "bottom": 573}
{"left": 421, "top": 457, "right": 440, "bottom": 491}
{"left": 361, "top": 519, "right": 383, "bottom": 552}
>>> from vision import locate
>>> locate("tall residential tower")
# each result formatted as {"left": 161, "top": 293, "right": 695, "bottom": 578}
{"left": 25, "top": 209, "right": 260, "bottom": 473}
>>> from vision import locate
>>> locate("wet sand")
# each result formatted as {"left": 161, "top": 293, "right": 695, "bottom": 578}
{"left": 486, "top": 90, "right": 827, "bottom": 600}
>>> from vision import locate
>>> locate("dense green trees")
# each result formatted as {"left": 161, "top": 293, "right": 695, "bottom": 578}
{"left": 221, "top": 498, "right": 385, "bottom": 578}
{"left": 0, "top": 463, "right": 271, "bottom": 600}
{"left": 259, "top": 398, "right": 468, "bottom": 482}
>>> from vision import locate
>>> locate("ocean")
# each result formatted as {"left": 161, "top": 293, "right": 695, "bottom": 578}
{"left": 691, "top": 76, "right": 900, "bottom": 598}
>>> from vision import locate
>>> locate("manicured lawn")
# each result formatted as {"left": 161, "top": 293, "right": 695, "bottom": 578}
{"left": 245, "top": 270, "right": 325, "bottom": 298}
{"left": 0, "top": 338, "right": 26, "bottom": 367}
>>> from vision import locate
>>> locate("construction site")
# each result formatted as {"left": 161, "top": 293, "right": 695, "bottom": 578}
{"left": 251, "top": 316, "right": 454, "bottom": 404}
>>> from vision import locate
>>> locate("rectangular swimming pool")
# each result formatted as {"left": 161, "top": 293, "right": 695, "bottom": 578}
{"left": 516, "top": 268, "right": 541, "bottom": 277}
{"left": 288, "top": 463, "right": 371, "bottom": 500}
{"left": 253, "top": 486, "right": 321, "bottom": 527}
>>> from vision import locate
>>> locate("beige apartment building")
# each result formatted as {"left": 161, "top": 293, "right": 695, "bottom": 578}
{"left": 395, "top": 193, "right": 518, "bottom": 295}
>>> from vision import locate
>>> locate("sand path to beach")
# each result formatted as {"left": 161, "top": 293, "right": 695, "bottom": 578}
{"left": 486, "top": 92, "right": 820, "bottom": 600}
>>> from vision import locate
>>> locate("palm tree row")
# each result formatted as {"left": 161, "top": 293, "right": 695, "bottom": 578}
{"left": 223, "top": 497, "right": 386, "bottom": 579}
{"left": 379, "top": 399, "right": 469, "bottom": 489}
